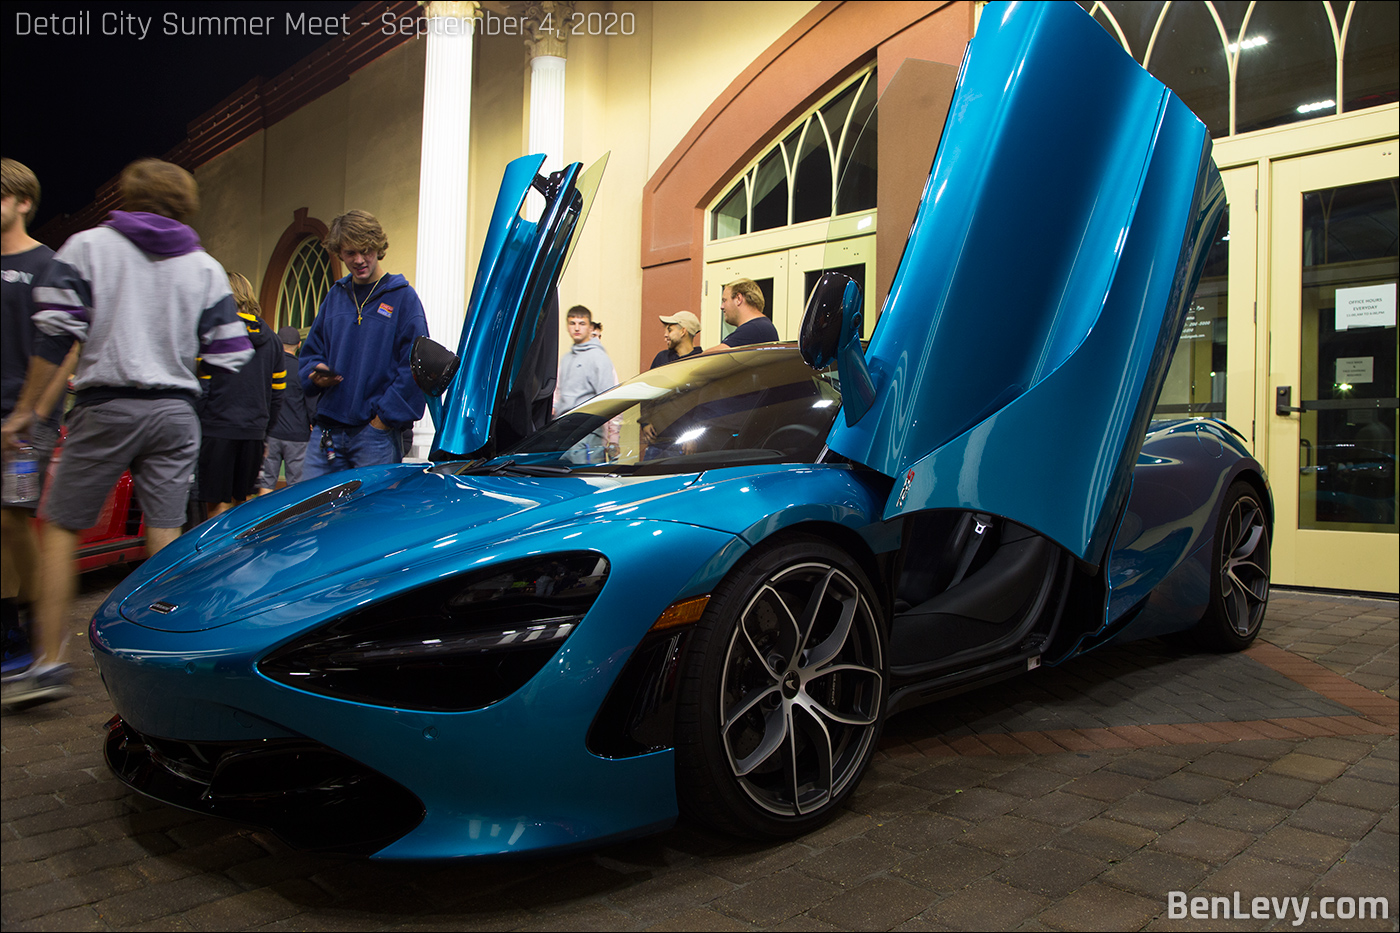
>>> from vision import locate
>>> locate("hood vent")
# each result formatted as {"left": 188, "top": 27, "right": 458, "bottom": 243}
{"left": 236, "top": 480, "right": 361, "bottom": 540}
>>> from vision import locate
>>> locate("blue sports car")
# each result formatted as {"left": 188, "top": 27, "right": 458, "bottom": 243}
{"left": 91, "top": 2, "right": 1271, "bottom": 858}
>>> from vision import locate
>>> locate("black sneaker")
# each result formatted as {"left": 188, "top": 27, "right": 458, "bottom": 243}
{"left": 2, "top": 599, "right": 34, "bottom": 679}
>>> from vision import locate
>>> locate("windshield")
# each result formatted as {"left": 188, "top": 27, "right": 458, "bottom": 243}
{"left": 447, "top": 346, "right": 841, "bottom": 476}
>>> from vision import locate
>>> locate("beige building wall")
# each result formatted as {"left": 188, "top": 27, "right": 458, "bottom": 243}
{"left": 189, "top": 2, "right": 816, "bottom": 383}
{"left": 345, "top": 39, "right": 428, "bottom": 284}
{"left": 538, "top": 0, "right": 814, "bottom": 381}
{"left": 645, "top": 1, "right": 818, "bottom": 180}
{"left": 44, "top": 0, "right": 1400, "bottom": 593}
{"left": 190, "top": 39, "right": 426, "bottom": 312}
{"left": 192, "top": 135, "right": 266, "bottom": 285}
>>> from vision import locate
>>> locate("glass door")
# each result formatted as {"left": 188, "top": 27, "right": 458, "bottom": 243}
{"left": 702, "top": 252, "right": 789, "bottom": 350}
{"left": 1155, "top": 164, "right": 1259, "bottom": 437}
{"left": 702, "top": 230, "right": 876, "bottom": 350}
{"left": 1268, "top": 140, "right": 1398, "bottom": 592}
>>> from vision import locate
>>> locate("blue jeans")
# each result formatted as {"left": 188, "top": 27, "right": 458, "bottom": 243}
{"left": 303, "top": 423, "right": 402, "bottom": 480}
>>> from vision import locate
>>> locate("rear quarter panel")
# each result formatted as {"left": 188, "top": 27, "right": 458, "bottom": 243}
{"left": 1104, "top": 419, "right": 1268, "bottom": 641}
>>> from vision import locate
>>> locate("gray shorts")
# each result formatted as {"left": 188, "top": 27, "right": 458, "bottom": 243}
{"left": 257, "top": 436, "right": 306, "bottom": 490}
{"left": 41, "top": 398, "right": 199, "bottom": 531}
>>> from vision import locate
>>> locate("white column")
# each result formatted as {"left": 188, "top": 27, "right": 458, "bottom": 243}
{"left": 413, "top": 1, "right": 478, "bottom": 456}
{"left": 530, "top": 56, "right": 567, "bottom": 174}
{"left": 525, "top": 3, "right": 571, "bottom": 219}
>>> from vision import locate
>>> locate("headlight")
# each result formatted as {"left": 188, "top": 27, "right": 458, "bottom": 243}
{"left": 259, "top": 553, "right": 608, "bottom": 711}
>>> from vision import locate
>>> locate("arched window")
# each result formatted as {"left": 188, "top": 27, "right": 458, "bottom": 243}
{"left": 1081, "top": 1, "right": 1398, "bottom": 137}
{"left": 702, "top": 67, "right": 878, "bottom": 348}
{"left": 277, "top": 236, "right": 335, "bottom": 333}
{"left": 260, "top": 209, "right": 340, "bottom": 335}
{"left": 710, "top": 67, "right": 877, "bottom": 241}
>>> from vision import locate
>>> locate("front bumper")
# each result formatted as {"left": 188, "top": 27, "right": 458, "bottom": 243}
{"left": 105, "top": 716, "right": 424, "bottom": 855}
{"left": 92, "top": 519, "right": 738, "bottom": 858}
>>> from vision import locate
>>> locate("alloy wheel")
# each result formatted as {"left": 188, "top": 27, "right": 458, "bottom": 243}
{"left": 1220, "top": 494, "right": 1270, "bottom": 638}
{"left": 718, "top": 561, "right": 883, "bottom": 816}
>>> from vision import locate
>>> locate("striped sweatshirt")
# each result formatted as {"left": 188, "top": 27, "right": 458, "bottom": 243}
{"left": 32, "top": 211, "right": 252, "bottom": 406}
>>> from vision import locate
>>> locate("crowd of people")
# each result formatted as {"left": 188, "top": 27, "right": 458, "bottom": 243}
{"left": 0, "top": 153, "right": 783, "bottom": 709}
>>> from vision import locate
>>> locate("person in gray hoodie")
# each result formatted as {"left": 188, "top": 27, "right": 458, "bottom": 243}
{"left": 554, "top": 305, "right": 618, "bottom": 461}
{"left": 0, "top": 159, "right": 251, "bottom": 707}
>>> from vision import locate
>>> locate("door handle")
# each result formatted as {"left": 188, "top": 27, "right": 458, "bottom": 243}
{"left": 1277, "top": 385, "right": 1398, "bottom": 416}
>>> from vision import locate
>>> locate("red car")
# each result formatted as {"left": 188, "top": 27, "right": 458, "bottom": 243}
{"left": 34, "top": 434, "right": 149, "bottom": 573}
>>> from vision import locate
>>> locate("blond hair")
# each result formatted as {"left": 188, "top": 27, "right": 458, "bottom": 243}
{"left": 227, "top": 272, "right": 261, "bottom": 319}
{"left": 324, "top": 210, "right": 389, "bottom": 258}
{"left": 726, "top": 278, "right": 765, "bottom": 314}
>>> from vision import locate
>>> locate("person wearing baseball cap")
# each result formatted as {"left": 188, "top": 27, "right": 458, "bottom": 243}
{"left": 650, "top": 311, "right": 703, "bottom": 370}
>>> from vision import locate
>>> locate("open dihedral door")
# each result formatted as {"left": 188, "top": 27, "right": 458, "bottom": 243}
{"left": 825, "top": 1, "right": 1225, "bottom": 570}
{"left": 429, "top": 153, "right": 608, "bottom": 459}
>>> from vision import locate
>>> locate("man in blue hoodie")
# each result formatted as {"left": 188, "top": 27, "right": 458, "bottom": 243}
{"left": 1, "top": 158, "right": 252, "bottom": 706}
{"left": 299, "top": 210, "right": 428, "bottom": 477}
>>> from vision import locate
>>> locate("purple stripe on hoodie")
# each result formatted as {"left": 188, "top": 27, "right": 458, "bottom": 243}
{"left": 38, "top": 304, "right": 91, "bottom": 322}
{"left": 205, "top": 336, "right": 251, "bottom": 356}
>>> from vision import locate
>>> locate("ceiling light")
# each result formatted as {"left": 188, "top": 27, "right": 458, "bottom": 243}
{"left": 1227, "top": 36, "right": 1268, "bottom": 53}
{"left": 1297, "top": 99, "right": 1336, "bottom": 114}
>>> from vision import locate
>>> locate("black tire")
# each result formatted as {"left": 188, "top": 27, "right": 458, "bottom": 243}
{"left": 1191, "top": 482, "right": 1271, "bottom": 651}
{"left": 675, "top": 537, "right": 886, "bottom": 839}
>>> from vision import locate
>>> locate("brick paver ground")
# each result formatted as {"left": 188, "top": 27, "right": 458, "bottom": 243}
{"left": 2, "top": 576, "right": 1396, "bottom": 931}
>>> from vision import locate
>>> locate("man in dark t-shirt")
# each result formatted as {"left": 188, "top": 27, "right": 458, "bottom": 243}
{"left": 0, "top": 159, "right": 56, "bottom": 686}
{"left": 1, "top": 166, "right": 55, "bottom": 423}
{"left": 648, "top": 311, "right": 704, "bottom": 369}
{"left": 719, "top": 277, "right": 779, "bottom": 347}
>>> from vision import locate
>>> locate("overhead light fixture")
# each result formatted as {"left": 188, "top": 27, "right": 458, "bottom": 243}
{"left": 1297, "top": 99, "right": 1336, "bottom": 114}
{"left": 1227, "top": 36, "right": 1268, "bottom": 53}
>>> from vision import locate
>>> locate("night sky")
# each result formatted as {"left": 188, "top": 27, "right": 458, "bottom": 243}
{"left": 3, "top": 2, "right": 360, "bottom": 233}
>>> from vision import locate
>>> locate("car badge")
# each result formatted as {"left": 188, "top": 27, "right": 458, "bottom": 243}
{"left": 896, "top": 469, "right": 915, "bottom": 508}
{"left": 148, "top": 601, "right": 177, "bottom": 614}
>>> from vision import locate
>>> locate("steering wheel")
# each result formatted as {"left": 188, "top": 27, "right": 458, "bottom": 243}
{"left": 761, "top": 423, "right": 822, "bottom": 452}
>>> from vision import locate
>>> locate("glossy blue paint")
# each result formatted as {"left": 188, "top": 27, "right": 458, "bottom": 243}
{"left": 433, "top": 156, "right": 587, "bottom": 457}
{"left": 88, "top": 0, "right": 1269, "bottom": 860}
{"left": 89, "top": 456, "right": 901, "bottom": 857}
{"left": 1105, "top": 420, "right": 1268, "bottom": 644}
{"left": 1108, "top": 421, "right": 1230, "bottom": 622}
{"left": 94, "top": 515, "right": 739, "bottom": 858}
{"left": 828, "top": 0, "right": 1225, "bottom": 565}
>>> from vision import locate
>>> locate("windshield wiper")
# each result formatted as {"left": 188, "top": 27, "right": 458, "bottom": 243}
{"left": 631, "top": 449, "right": 786, "bottom": 476}
{"left": 457, "top": 458, "right": 574, "bottom": 477}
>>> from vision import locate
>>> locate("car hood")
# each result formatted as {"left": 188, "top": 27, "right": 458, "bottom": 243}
{"left": 826, "top": 0, "right": 1225, "bottom": 567}
{"left": 118, "top": 466, "right": 694, "bottom": 633}
{"left": 433, "top": 153, "right": 607, "bottom": 459}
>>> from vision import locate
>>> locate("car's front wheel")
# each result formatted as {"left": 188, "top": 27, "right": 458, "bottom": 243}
{"left": 675, "top": 537, "right": 886, "bottom": 839}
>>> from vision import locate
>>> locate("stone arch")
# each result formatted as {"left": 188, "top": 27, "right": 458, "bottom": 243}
{"left": 261, "top": 208, "right": 342, "bottom": 329}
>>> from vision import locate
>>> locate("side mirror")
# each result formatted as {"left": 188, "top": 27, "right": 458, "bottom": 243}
{"left": 799, "top": 271, "right": 876, "bottom": 426}
{"left": 411, "top": 336, "right": 460, "bottom": 396}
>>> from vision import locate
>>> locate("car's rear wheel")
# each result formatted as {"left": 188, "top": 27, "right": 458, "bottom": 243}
{"left": 1191, "top": 482, "right": 1271, "bottom": 651}
{"left": 675, "top": 537, "right": 886, "bottom": 839}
